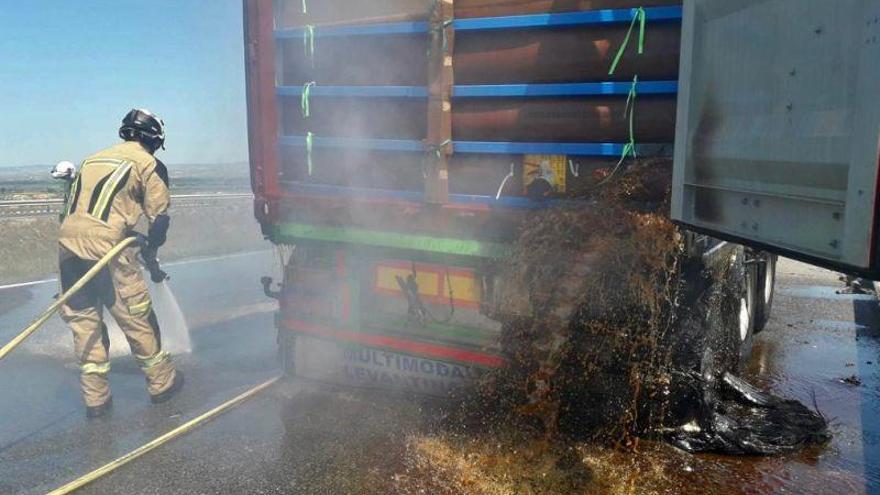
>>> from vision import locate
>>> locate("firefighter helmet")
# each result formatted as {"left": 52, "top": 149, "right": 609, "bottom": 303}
{"left": 119, "top": 109, "right": 166, "bottom": 152}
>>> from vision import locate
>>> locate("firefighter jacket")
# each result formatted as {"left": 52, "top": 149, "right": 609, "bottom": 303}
{"left": 60, "top": 141, "right": 170, "bottom": 260}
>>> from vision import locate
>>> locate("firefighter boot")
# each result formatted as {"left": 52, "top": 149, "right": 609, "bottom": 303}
{"left": 80, "top": 364, "right": 112, "bottom": 417}
{"left": 150, "top": 370, "right": 185, "bottom": 404}
{"left": 137, "top": 350, "right": 182, "bottom": 404}
{"left": 86, "top": 396, "right": 114, "bottom": 419}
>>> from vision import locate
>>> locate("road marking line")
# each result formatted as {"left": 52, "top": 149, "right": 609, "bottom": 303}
{"left": 163, "top": 250, "right": 271, "bottom": 268}
{"left": 0, "top": 250, "right": 273, "bottom": 291}
{"left": 811, "top": 320, "right": 870, "bottom": 332}
{"left": 0, "top": 279, "right": 57, "bottom": 291}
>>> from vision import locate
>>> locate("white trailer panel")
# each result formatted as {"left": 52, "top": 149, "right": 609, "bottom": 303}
{"left": 673, "top": 0, "right": 880, "bottom": 277}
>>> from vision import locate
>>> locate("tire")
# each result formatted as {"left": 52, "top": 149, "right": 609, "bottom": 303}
{"left": 753, "top": 253, "right": 777, "bottom": 333}
{"left": 691, "top": 249, "right": 755, "bottom": 375}
{"left": 736, "top": 254, "right": 757, "bottom": 363}
{"left": 660, "top": 254, "right": 747, "bottom": 428}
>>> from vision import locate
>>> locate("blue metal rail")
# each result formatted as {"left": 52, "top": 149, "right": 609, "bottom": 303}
{"left": 454, "top": 6, "right": 682, "bottom": 31}
{"left": 281, "top": 135, "right": 424, "bottom": 152}
{"left": 276, "top": 21, "right": 428, "bottom": 39}
{"left": 456, "top": 141, "right": 628, "bottom": 156}
{"left": 278, "top": 85, "right": 429, "bottom": 98}
{"left": 454, "top": 81, "right": 677, "bottom": 97}
{"left": 282, "top": 182, "right": 541, "bottom": 209}
{"left": 278, "top": 81, "right": 678, "bottom": 99}
{"left": 280, "top": 135, "right": 670, "bottom": 157}
{"left": 275, "top": 6, "right": 683, "bottom": 39}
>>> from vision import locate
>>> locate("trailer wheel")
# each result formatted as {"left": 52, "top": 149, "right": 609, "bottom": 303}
{"left": 739, "top": 259, "right": 757, "bottom": 361}
{"left": 753, "top": 253, "right": 777, "bottom": 333}
{"left": 680, "top": 249, "right": 754, "bottom": 377}
{"left": 659, "top": 254, "right": 747, "bottom": 427}
{"left": 718, "top": 252, "right": 757, "bottom": 364}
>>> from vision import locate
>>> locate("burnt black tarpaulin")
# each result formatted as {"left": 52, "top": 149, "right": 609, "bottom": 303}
{"left": 669, "top": 372, "right": 830, "bottom": 455}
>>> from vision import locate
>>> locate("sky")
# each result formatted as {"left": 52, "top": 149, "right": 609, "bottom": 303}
{"left": 0, "top": 0, "right": 248, "bottom": 167}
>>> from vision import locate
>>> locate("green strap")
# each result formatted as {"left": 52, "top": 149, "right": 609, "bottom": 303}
{"left": 431, "top": 138, "right": 451, "bottom": 159}
{"left": 302, "top": 0, "right": 308, "bottom": 14}
{"left": 301, "top": 82, "right": 316, "bottom": 118}
{"left": 441, "top": 20, "right": 452, "bottom": 53}
{"left": 621, "top": 75, "right": 639, "bottom": 160}
{"left": 427, "top": 0, "right": 452, "bottom": 57}
{"left": 422, "top": 139, "right": 451, "bottom": 178}
{"left": 303, "top": 25, "right": 315, "bottom": 66}
{"left": 306, "top": 131, "right": 314, "bottom": 176}
{"left": 428, "top": 19, "right": 454, "bottom": 56}
{"left": 608, "top": 7, "right": 646, "bottom": 76}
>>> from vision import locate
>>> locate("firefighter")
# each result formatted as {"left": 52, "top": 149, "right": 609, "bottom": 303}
{"left": 58, "top": 109, "right": 183, "bottom": 418}
{"left": 51, "top": 161, "right": 77, "bottom": 222}
{"left": 51, "top": 161, "right": 77, "bottom": 181}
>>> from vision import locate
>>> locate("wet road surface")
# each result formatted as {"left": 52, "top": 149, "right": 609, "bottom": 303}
{"left": 0, "top": 251, "right": 283, "bottom": 494}
{"left": 0, "top": 256, "right": 878, "bottom": 494}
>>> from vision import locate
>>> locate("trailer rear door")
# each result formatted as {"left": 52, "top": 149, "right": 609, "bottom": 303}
{"left": 672, "top": 0, "right": 880, "bottom": 278}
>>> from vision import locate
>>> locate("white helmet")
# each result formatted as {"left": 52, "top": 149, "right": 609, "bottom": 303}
{"left": 51, "top": 161, "right": 77, "bottom": 180}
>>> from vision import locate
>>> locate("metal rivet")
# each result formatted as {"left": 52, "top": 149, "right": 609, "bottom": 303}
{"left": 752, "top": 223, "right": 759, "bottom": 231}
{"left": 741, "top": 198, "right": 749, "bottom": 205}
{"left": 833, "top": 212, "right": 841, "bottom": 220}
{"left": 754, "top": 199, "right": 761, "bottom": 207}
{"left": 830, "top": 240, "right": 840, "bottom": 248}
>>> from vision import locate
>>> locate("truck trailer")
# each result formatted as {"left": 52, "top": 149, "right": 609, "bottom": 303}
{"left": 242, "top": 0, "right": 880, "bottom": 398}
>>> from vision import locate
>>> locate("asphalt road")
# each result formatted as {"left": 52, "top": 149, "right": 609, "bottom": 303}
{"left": 0, "top": 255, "right": 878, "bottom": 494}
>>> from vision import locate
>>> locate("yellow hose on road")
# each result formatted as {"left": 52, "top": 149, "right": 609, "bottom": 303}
{"left": 0, "top": 237, "right": 138, "bottom": 363}
{"left": 46, "top": 375, "right": 281, "bottom": 495}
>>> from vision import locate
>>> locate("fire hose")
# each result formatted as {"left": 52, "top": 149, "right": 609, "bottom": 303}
{"left": 0, "top": 236, "right": 162, "bottom": 363}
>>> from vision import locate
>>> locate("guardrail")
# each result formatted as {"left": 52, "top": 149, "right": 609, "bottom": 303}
{"left": 0, "top": 193, "right": 253, "bottom": 218}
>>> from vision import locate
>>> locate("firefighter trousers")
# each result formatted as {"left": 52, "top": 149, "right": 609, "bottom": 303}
{"left": 59, "top": 245, "right": 176, "bottom": 407}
